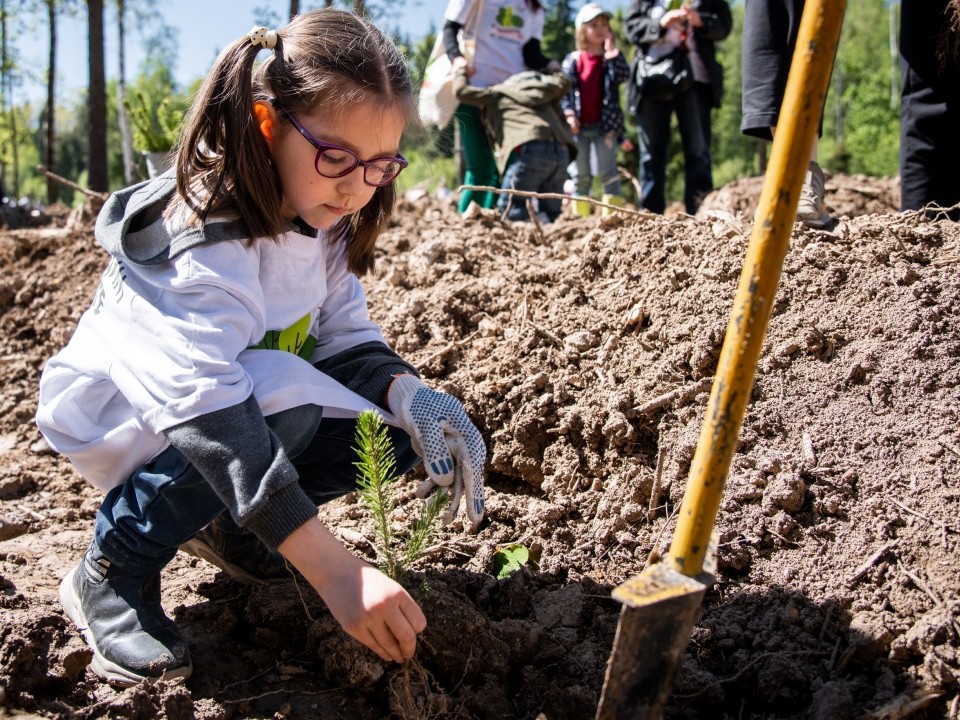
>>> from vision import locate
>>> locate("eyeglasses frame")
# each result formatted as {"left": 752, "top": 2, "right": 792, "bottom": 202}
{"left": 273, "top": 105, "right": 408, "bottom": 188}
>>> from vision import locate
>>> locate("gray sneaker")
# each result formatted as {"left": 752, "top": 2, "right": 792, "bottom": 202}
{"left": 796, "top": 161, "right": 831, "bottom": 228}
{"left": 179, "top": 515, "right": 294, "bottom": 584}
{"left": 60, "top": 545, "right": 192, "bottom": 686}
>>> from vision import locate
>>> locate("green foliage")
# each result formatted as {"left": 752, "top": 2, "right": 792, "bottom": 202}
{"left": 403, "top": 489, "right": 448, "bottom": 568}
{"left": 819, "top": 0, "right": 900, "bottom": 177}
{"left": 354, "top": 410, "right": 448, "bottom": 582}
{"left": 492, "top": 543, "right": 533, "bottom": 579}
{"left": 1, "top": 0, "right": 904, "bottom": 205}
{"left": 123, "top": 90, "right": 186, "bottom": 152}
{"left": 542, "top": 0, "right": 575, "bottom": 63}
{"left": 649, "top": 0, "right": 901, "bottom": 207}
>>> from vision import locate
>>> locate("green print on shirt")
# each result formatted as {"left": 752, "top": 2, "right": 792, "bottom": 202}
{"left": 91, "top": 259, "right": 126, "bottom": 316}
{"left": 251, "top": 311, "right": 318, "bottom": 361}
{"left": 496, "top": 6, "right": 524, "bottom": 28}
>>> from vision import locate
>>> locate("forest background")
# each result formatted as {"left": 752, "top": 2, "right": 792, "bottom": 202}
{"left": 0, "top": 0, "right": 902, "bottom": 210}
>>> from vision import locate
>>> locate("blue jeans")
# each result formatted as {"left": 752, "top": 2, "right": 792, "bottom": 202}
{"left": 573, "top": 124, "right": 621, "bottom": 197}
{"left": 637, "top": 82, "right": 713, "bottom": 215}
{"left": 498, "top": 140, "right": 570, "bottom": 222}
{"left": 95, "top": 405, "right": 419, "bottom": 576}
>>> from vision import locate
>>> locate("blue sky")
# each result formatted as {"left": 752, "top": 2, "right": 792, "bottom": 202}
{"left": 20, "top": 0, "right": 631, "bottom": 106}
{"left": 20, "top": 0, "right": 451, "bottom": 104}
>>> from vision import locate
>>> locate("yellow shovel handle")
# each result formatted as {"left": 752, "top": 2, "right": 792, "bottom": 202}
{"left": 667, "top": 0, "right": 846, "bottom": 577}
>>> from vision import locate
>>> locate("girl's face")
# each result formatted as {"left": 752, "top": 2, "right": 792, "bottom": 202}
{"left": 271, "top": 100, "right": 407, "bottom": 230}
{"left": 583, "top": 16, "right": 612, "bottom": 48}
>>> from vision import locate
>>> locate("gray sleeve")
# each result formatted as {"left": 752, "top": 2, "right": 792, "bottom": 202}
{"left": 312, "top": 340, "right": 419, "bottom": 408}
{"left": 163, "top": 395, "right": 317, "bottom": 550}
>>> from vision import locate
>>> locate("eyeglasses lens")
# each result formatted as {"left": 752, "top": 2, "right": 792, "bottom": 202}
{"left": 315, "top": 149, "right": 403, "bottom": 186}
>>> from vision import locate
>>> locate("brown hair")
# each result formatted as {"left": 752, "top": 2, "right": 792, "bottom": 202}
{"left": 170, "top": 9, "right": 414, "bottom": 276}
{"left": 575, "top": 25, "right": 591, "bottom": 51}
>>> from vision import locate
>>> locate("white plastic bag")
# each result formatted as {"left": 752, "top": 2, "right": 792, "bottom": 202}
{"left": 417, "top": 0, "right": 483, "bottom": 128}
{"left": 418, "top": 37, "right": 458, "bottom": 128}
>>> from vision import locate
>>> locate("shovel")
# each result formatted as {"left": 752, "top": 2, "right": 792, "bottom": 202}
{"left": 595, "top": 2, "right": 846, "bottom": 717}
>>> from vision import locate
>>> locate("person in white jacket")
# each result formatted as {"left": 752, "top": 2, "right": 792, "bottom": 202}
{"left": 36, "top": 9, "right": 486, "bottom": 687}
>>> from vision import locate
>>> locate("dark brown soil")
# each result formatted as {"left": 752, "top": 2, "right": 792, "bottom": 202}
{"left": 1, "top": 174, "right": 958, "bottom": 719}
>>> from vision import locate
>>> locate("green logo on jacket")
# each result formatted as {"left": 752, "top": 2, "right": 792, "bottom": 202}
{"left": 251, "top": 311, "right": 317, "bottom": 361}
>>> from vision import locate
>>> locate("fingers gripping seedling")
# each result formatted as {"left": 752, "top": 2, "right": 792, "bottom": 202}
{"left": 387, "top": 374, "right": 487, "bottom": 528}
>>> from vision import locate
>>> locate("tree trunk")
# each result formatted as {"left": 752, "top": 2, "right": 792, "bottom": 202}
{"left": 1, "top": 0, "right": 20, "bottom": 199}
{"left": 87, "top": 0, "right": 108, "bottom": 192}
{"left": 0, "top": 0, "right": 8, "bottom": 199}
{"left": 116, "top": 0, "right": 135, "bottom": 185}
{"left": 46, "top": 0, "right": 57, "bottom": 204}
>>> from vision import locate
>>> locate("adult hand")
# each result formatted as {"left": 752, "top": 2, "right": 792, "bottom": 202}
{"left": 567, "top": 114, "right": 581, "bottom": 135}
{"left": 660, "top": 9, "right": 688, "bottom": 28}
{"left": 387, "top": 374, "right": 487, "bottom": 528}
{"left": 452, "top": 55, "right": 476, "bottom": 77}
{"left": 684, "top": 7, "right": 704, "bottom": 27}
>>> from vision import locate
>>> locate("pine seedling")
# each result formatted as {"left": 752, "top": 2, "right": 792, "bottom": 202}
{"left": 354, "top": 410, "right": 449, "bottom": 582}
{"left": 354, "top": 409, "right": 401, "bottom": 581}
{"left": 403, "top": 487, "right": 449, "bottom": 569}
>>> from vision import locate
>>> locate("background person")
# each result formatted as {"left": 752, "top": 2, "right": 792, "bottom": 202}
{"left": 625, "top": 0, "right": 732, "bottom": 215}
{"left": 455, "top": 68, "right": 576, "bottom": 222}
{"left": 561, "top": 2, "right": 632, "bottom": 217}
{"left": 740, "top": 0, "right": 832, "bottom": 227}
{"left": 441, "top": 0, "right": 560, "bottom": 214}
{"left": 899, "top": 0, "right": 960, "bottom": 218}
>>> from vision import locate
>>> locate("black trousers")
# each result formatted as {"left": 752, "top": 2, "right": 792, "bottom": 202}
{"left": 740, "top": 0, "right": 825, "bottom": 141}
{"left": 899, "top": 0, "right": 960, "bottom": 215}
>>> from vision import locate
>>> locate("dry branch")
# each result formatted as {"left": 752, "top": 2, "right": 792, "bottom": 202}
{"left": 627, "top": 377, "right": 713, "bottom": 418}
{"left": 36, "top": 165, "right": 109, "bottom": 201}
{"left": 458, "top": 184, "right": 655, "bottom": 218}
{"left": 847, "top": 540, "right": 898, "bottom": 587}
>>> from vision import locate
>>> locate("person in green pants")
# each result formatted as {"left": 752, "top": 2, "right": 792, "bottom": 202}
{"left": 441, "top": 0, "right": 560, "bottom": 213}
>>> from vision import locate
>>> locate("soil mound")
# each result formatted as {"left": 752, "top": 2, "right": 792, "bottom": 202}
{"left": 1, "top": 173, "right": 957, "bottom": 719}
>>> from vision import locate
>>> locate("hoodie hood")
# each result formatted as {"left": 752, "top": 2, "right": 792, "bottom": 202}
{"left": 94, "top": 171, "right": 244, "bottom": 266}
{"left": 495, "top": 71, "right": 571, "bottom": 108}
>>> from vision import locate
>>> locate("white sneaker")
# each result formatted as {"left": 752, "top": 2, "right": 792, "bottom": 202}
{"left": 796, "top": 161, "right": 831, "bottom": 228}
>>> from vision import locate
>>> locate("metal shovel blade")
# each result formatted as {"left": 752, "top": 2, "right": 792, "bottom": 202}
{"left": 595, "top": 563, "right": 709, "bottom": 720}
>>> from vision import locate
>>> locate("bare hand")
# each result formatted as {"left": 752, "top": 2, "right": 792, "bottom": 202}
{"left": 567, "top": 115, "right": 581, "bottom": 135}
{"left": 604, "top": 37, "right": 620, "bottom": 59}
{"left": 684, "top": 7, "right": 704, "bottom": 27}
{"left": 660, "top": 9, "right": 687, "bottom": 28}
{"left": 279, "top": 518, "right": 427, "bottom": 663}
{"left": 452, "top": 55, "right": 476, "bottom": 77}
{"left": 321, "top": 560, "right": 427, "bottom": 663}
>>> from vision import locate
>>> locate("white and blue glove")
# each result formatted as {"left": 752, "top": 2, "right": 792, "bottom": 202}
{"left": 387, "top": 374, "right": 487, "bottom": 528}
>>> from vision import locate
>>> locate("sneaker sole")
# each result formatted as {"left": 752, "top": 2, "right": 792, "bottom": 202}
{"left": 797, "top": 211, "right": 832, "bottom": 229}
{"left": 179, "top": 536, "right": 290, "bottom": 585}
{"left": 59, "top": 566, "right": 193, "bottom": 687}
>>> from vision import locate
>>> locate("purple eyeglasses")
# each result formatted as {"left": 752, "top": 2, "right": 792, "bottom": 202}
{"left": 275, "top": 106, "right": 408, "bottom": 187}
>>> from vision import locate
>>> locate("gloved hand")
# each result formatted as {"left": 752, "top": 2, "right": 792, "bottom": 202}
{"left": 387, "top": 374, "right": 487, "bottom": 528}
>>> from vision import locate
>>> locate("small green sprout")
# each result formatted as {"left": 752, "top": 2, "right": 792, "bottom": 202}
{"left": 492, "top": 543, "right": 532, "bottom": 579}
